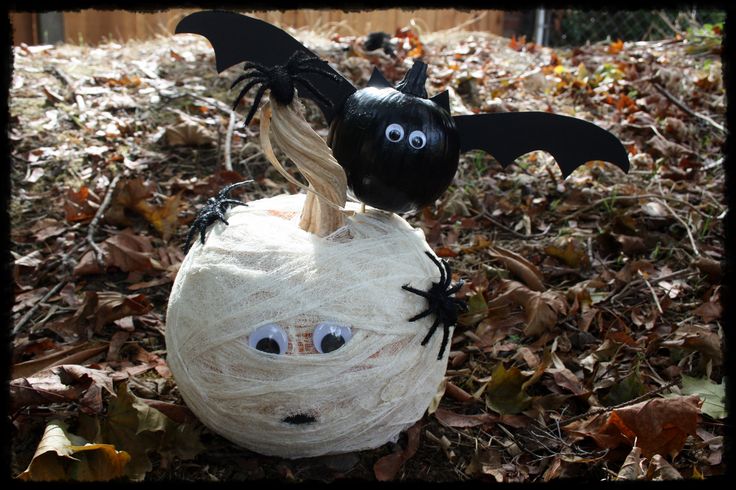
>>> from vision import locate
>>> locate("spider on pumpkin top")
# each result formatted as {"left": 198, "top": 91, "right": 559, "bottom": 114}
{"left": 403, "top": 252, "right": 468, "bottom": 360}
{"left": 230, "top": 50, "right": 343, "bottom": 126}
{"left": 184, "top": 180, "right": 252, "bottom": 252}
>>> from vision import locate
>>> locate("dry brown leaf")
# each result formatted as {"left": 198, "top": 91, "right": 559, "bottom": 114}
{"left": 10, "top": 364, "right": 114, "bottom": 415}
{"left": 12, "top": 342, "right": 109, "bottom": 379}
{"left": 544, "top": 237, "right": 590, "bottom": 269}
{"left": 17, "top": 419, "right": 130, "bottom": 481}
{"left": 647, "top": 454, "right": 683, "bottom": 480}
{"left": 64, "top": 186, "right": 99, "bottom": 223}
{"left": 616, "top": 446, "right": 644, "bottom": 480}
{"left": 373, "top": 421, "right": 421, "bottom": 481}
{"left": 163, "top": 120, "right": 215, "bottom": 147}
{"left": 569, "top": 395, "right": 701, "bottom": 458}
{"left": 133, "top": 192, "right": 183, "bottom": 241}
{"left": 692, "top": 256, "right": 722, "bottom": 282}
{"left": 434, "top": 407, "right": 497, "bottom": 428}
{"left": 488, "top": 246, "right": 545, "bottom": 291}
{"left": 93, "top": 291, "right": 153, "bottom": 332}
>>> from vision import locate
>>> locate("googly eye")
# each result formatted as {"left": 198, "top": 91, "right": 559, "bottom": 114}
{"left": 313, "top": 322, "right": 352, "bottom": 354}
{"left": 408, "top": 130, "right": 427, "bottom": 149}
{"left": 385, "top": 123, "right": 404, "bottom": 142}
{"left": 248, "top": 323, "right": 288, "bottom": 354}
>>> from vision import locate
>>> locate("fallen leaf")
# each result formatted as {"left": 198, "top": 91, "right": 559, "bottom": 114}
{"left": 485, "top": 364, "right": 532, "bottom": 415}
{"left": 10, "top": 364, "right": 114, "bottom": 415}
{"left": 78, "top": 381, "right": 204, "bottom": 480}
{"left": 93, "top": 292, "right": 153, "bottom": 332}
{"left": 17, "top": 419, "right": 130, "bottom": 481}
{"left": 677, "top": 375, "right": 726, "bottom": 419}
{"left": 373, "top": 421, "right": 421, "bottom": 481}
{"left": 64, "top": 186, "right": 99, "bottom": 223}
{"left": 163, "top": 120, "right": 214, "bottom": 147}
{"left": 692, "top": 256, "right": 722, "bottom": 282}
{"left": 434, "top": 407, "right": 497, "bottom": 428}
{"left": 616, "top": 446, "right": 644, "bottom": 480}
{"left": 544, "top": 238, "right": 590, "bottom": 269}
{"left": 12, "top": 342, "right": 109, "bottom": 379}
{"left": 602, "top": 367, "right": 646, "bottom": 406}
{"left": 568, "top": 395, "right": 701, "bottom": 458}
{"left": 647, "top": 454, "right": 683, "bottom": 480}
{"left": 74, "top": 230, "right": 162, "bottom": 276}
{"left": 488, "top": 246, "right": 545, "bottom": 291}
{"left": 133, "top": 192, "right": 183, "bottom": 240}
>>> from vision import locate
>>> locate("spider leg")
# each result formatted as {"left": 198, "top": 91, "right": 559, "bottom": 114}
{"left": 408, "top": 306, "right": 435, "bottom": 322}
{"left": 423, "top": 251, "right": 447, "bottom": 288}
{"left": 241, "top": 61, "right": 267, "bottom": 72}
{"left": 243, "top": 83, "right": 270, "bottom": 126}
{"left": 230, "top": 70, "right": 264, "bottom": 89}
{"left": 219, "top": 199, "right": 248, "bottom": 208}
{"left": 421, "top": 315, "right": 441, "bottom": 346}
{"left": 293, "top": 76, "right": 334, "bottom": 109}
{"left": 437, "top": 324, "right": 450, "bottom": 360}
{"left": 232, "top": 78, "right": 265, "bottom": 110}
{"left": 184, "top": 222, "right": 198, "bottom": 252}
{"left": 402, "top": 284, "right": 432, "bottom": 299}
{"left": 216, "top": 180, "right": 254, "bottom": 199}
{"left": 446, "top": 280, "right": 464, "bottom": 295}
{"left": 198, "top": 219, "right": 209, "bottom": 245}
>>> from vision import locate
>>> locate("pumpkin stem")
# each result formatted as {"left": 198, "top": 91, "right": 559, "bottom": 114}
{"left": 259, "top": 99, "right": 351, "bottom": 237}
{"left": 395, "top": 60, "right": 428, "bottom": 98}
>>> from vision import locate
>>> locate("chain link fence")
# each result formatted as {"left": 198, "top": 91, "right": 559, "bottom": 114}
{"left": 540, "top": 9, "right": 725, "bottom": 46}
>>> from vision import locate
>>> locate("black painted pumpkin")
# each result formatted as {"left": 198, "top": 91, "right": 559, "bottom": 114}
{"left": 327, "top": 61, "right": 460, "bottom": 213}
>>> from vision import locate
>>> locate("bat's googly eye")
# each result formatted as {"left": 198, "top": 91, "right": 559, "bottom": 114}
{"left": 313, "top": 322, "right": 352, "bottom": 354}
{"left": 249, "top": 323, "right": 288, "bottom": 354}
{"left": 385, "top": 123, "right": 405, "bottom": 142}
{"left": 408, "top": 130, "right": 427, "bottom": 149}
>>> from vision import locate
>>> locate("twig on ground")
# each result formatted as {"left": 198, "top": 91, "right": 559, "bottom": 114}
{"left": 549, "top": 380, "right": 679, "bottom": 430}
{"left": 87, "top": 174, "right": 123, "bottom": 266}
{"left": 224, "top": 109, "right": 236, "bottom": 171}
{"left": 607, "top": 268, "right": 692, "bottom": 304}
{"left": 12, "top": 281, "right": 68, "bottom": 336}
{"left": 480, "top": 212, "right": 552, "bottom": 239}
{"left": 654, "top": 198, "right": 700, "bottom": 256}
{"left": 652, "top": 82, "right": 726, "bottom": 133}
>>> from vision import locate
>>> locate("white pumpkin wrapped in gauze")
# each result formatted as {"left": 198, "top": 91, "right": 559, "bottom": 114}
{"left": 166, "top": 193, "right": 451, "bottom": 458}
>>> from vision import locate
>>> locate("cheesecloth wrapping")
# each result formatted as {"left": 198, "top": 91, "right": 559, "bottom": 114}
{"left": 165, "top": 193, "right": 452, "bottom": 458}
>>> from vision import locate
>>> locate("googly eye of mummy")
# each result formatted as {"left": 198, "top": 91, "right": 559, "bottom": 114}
{"left": 313, "top": 322, "right": 352, "bottom": 354}
{"left": 248, "top": 323, "right": 288, "bottom": 354}
{"left": 385, "top": 123, "right": 404, "bottom": 142}
{"left": 408, "top": 130, "right": 427, "bottom": 149}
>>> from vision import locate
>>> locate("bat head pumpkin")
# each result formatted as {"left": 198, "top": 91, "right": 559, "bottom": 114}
{"left": 175, "top": 10, "right": 630, "bottom": 215}
{"left": 328, "top": 62, "right": 460, "bottom": 213}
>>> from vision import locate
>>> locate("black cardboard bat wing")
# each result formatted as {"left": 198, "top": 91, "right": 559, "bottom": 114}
{"left": 454, "top": 112, "right": 629, "bottom": 178}
{"left": 176, "top": 11, "right": 630, "bottom": 213}
{"left": 176, "top": 10, "right": 356, "bottom": 122}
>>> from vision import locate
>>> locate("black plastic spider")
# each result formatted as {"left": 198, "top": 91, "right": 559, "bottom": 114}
{"left": 402, "top": 252, "right": 468, "bottom": 360}
{"left": 184, "top": 180, "right": 252, "bottom": 252}
{"left": 230, "top": 50, "right": 343, "bottom": 126}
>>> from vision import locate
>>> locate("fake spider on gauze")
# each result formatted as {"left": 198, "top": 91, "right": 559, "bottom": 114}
{"left": 167, "top": 193, "right": 455, "bottom": 458}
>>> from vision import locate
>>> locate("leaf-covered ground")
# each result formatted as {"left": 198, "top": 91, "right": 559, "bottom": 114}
{"left": 9, "top": 20, "right": 727, "bottom": 482}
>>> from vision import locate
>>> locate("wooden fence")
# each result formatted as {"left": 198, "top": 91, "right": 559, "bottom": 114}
{"left": 10, "top": 9, "right": 505, "bottom": 46}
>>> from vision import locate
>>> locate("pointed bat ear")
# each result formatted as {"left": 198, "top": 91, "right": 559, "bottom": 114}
{"left": 367, "top": 67, "right": 393, "bottom": 88}
{"left": 429, "top": 90, "right": 450, "bottom": 113}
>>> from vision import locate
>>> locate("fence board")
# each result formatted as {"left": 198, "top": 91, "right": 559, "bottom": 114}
{"left": 11, "top": 9, "right": 505, "bottom": 46}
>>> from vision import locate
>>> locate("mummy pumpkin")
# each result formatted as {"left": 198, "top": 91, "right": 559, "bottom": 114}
{"left": 166, "top": 193, "right": 454, "bottom": 458}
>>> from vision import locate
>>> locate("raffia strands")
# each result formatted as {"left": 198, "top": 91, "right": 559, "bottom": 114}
{"left": 259, "top": 98, "right": 349, "bottom": 237}
{"left": 165, "top": 193, "right": 451, "bottom": 458}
